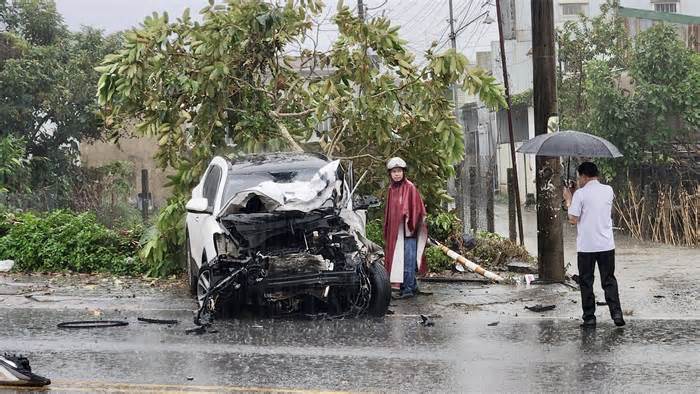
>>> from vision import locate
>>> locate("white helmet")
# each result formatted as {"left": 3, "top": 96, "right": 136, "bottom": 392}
{"left": 386, "top": 157, "right": 407, "bottom": 171}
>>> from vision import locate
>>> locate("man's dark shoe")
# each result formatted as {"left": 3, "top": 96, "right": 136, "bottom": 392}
{"left": 0, "top": 354, "right": 51, "bottom": 387}
{"left": 613, "top": 315, "right": 626, "bottom": 327}
{"left": 580, "top": 319, "right": 596, "bottom": 328}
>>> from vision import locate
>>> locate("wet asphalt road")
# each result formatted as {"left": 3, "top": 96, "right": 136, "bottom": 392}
{"left": 1, "top": 203, "right": 698, "bottom": 392}
{"left": 1, "top": 281, "right": 699, "bottom": 393}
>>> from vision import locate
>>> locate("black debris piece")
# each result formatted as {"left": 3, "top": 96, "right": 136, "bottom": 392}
{"left": 488, "top": 322, "right": 499, "bottom": 326}
{"left": 507, "top": 261, "right": 537, "bottom": 274}
{"left": 185, "top": 326, "right": 207, "bottom": 335}
{"left": 461, "top": 233, "right": 477, "bottom": 251}
{"left": 653, "top": 295, "right": 665, "bottom": 299}
{"left": 57, "top": 320, "right": 128, "bottom": 329}
{"left": 420, "top": 314, "right": 434, "bottom": 327}
{"left": 137, "top": 317, "right": 179, "bottom": 325}
{"left": 524, "top": 304, "right": 556, "bottom": 312}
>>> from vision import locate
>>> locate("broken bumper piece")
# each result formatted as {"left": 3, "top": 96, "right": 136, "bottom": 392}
{"left": 265, "top": 270, "right": 359, "bottom": 289}
{"left": 0, "top": 354, "right": 51, "bottom": 387}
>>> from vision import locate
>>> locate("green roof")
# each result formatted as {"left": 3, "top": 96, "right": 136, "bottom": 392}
{"left": 618, "top": 7, "right": 700, "bottom": 25}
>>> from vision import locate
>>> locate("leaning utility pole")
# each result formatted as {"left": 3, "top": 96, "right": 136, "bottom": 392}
{"left": 495, "top": 0, "right": 524, "bottom": 246}
{"left": 531, "top": 0, "right": 565, "bottom": 282}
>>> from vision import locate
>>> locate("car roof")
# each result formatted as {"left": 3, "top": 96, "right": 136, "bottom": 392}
{"left": 227, "top": 152, "right": 330, "bottom": 175}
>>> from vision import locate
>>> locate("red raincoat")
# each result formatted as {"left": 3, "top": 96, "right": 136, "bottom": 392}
{"left": 383, "top": 179, "right": 428, "bottom": 284}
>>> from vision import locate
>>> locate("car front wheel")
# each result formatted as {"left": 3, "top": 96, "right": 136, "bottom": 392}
{"left": 366, "top": 260, "right": 391, "bottom": 317}
{"left": 196, "top": 266, "right": 213, "bottom": 308}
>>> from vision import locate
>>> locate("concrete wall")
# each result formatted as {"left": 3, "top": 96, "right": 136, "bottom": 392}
{"left": 80, "top": 136, "right": 173, "bottom": 207}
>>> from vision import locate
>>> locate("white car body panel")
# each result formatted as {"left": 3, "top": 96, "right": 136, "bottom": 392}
{"left": 186, "top": 156, "right": 229, "bottom": 268}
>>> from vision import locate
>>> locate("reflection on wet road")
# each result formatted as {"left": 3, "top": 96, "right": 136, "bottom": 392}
{"left": 2, "top": 305, "right": 698, "bottom": 392}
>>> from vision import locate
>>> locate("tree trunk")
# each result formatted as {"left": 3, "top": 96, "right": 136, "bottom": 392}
{"left": 275, "top": 120, "right": 304, "bottom": 153}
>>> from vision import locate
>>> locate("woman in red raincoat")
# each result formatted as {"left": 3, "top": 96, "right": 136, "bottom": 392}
{"left": 382, "top": 157, "right": 428, "bottom": 299}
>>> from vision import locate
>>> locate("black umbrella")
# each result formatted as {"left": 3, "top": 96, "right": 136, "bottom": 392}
{"left": 516, "top": 130, "right": 623, "bottom": 183}
{"left": 516, "top": 130, "right": 622, "bottom": 158}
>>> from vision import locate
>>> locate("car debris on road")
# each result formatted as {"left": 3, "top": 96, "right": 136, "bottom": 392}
{"left": 524, "top": 304, "right": 556, "bottom": 312}
{"left": 0, "top": 353, "right": 51, "bottom": 387}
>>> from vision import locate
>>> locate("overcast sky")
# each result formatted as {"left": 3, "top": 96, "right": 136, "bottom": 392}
{"left": 55, "top": 0, "right": 499, "bottom": 63}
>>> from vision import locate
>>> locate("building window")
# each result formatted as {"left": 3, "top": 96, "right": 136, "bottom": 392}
{"left": 654, "top": 3, "right": 677, "bottom": 13}
{"left": 562, "top": 3, "right": 587, "bottom": 17}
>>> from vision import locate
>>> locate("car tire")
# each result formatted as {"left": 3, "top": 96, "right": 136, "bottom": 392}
{"left": 196, "top": 265, "right": 242, "bottom": 318}
{"left": 186, "top": 232, "right": 197, "bottom": 296}
{"left": 196, "top": 265, "right": 213, "bottom": 308}
{"left": 366, "top": 260, "right": 391, "bottom": 317}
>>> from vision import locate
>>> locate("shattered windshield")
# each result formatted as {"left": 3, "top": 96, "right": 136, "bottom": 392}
{"left": 221, "top": 167, "right": 324, "bottom": 205}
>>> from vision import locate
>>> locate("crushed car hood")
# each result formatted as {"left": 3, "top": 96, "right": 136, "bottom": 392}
{"left": 218, "top": 160, "right": 342, "bottom": 217}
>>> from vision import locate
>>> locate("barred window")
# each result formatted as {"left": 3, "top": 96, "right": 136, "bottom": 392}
{"left": 654, "top": 3, "right": 678, "bottom": 13}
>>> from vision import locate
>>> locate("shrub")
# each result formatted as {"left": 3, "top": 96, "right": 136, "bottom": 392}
{"left": 425, "top": 246, "right": 453, "bottom": 272}
{"left": 0, "top": 210, "right": 143, "bottom": 275}
{"left": 426, "top": 211, "right": 462, "bottom": 242}
{"left": 468, "top": 231, "right": 534, "bottom": 270}
{"left": 424, "top": 211, "right": 535, "bottom": 273}
{"left": 365, "top": 217, "right": 384, "bottom": 247}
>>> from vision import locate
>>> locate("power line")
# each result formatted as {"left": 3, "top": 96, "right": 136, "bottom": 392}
{"left": 431, "top": 4, "right": 470, "bottom": 51}
{"left": 399, "top": 0, "right": 444, "bottom": 33}
{"left": 455, "top": 0, "right": 479, "bottom": 32}
{"left": 459, "top": 13, "right": 491, "bottom": 53}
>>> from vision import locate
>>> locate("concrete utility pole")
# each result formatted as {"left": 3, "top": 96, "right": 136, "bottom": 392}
{"left": 448, "top": 0, "right": 459, "bottom": 117}
{"left": 495, "top": 0, "right": 524, "bottom": 246}
{"left": 447, "top": 0, "right": 463, "bottom": 226}
{"left": 531, "top": 0, "right": 565, "bottom": 282}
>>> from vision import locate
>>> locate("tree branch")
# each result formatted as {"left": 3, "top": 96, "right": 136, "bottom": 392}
{"left": 273, "top": 118, "right": 304, "bottom": 153}
{"left": 326, "top": 121, "right": 348, "bottom": 158}
{"left": 271, "top": 108, "right": 315, "bottom": 118}
{"left": 334, "top": 153, "right": 383, "bottom": 162}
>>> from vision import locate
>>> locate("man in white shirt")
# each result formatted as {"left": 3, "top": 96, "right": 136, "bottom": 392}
{"left": 563, "top": 162, "right": 625, "bottom": 328}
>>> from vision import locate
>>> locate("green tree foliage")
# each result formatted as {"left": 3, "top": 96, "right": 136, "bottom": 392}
{"left": 0, "top": 134, "right": 28, "bottom": 193}
{"left": 557, "top": 0, "right": 631, "bottom": 130}
{"left": 585, "top": 24, "right": 700, "bottom": 176}
{"left": 0, "top": 0, "right": 67, "bottom": 45}
{"left": 558, "top": 0, "right": 699, "bottom": 180}
{"left": 0, "top": 0, "right": 122, "bottom": 194}
{"left": 96, "top": 0, "right": 506, "bottom": 275}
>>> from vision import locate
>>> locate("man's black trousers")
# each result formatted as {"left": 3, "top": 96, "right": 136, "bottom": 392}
{"left": 577, "top": 249, "right": 623, "bottom": 321}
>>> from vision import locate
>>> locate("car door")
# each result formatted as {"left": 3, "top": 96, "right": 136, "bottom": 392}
{"left": 188, "top": 164, "right": 223, "bottom": 267}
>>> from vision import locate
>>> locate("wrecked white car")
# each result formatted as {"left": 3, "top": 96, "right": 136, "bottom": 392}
{"left": 185, "top": 153, "right": 390, "bottom": 324}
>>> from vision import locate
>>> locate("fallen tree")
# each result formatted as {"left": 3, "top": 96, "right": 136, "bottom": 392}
{"left": 96, "top": 0, "right": 506, "bottom": 276}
